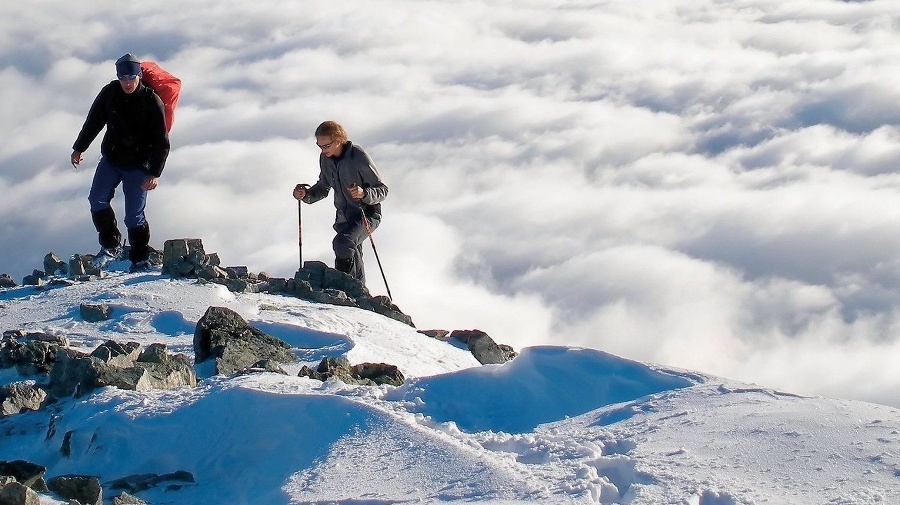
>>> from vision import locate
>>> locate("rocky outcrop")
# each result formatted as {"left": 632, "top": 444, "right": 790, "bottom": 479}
{"left": 0, "top": 481, "right": 40, "bottom": 505}
{"left": 0, "top": 274, "right": 17, "bottom": 288}
{"left": 0, "top": 382, "right": 49, "bottom": 417}
{"left": 14, "top": 239, "right": 417, "bottom": 328}
{"left": 113, "top": 491, "right": 148, "bottom": 505}
{"left": 299, "top": 356, "right": 405, "bottom": 386}
{"left": 193, "top": 306, "right": 295, "bottom": 375}
{"left": 49, "top": 341, "right": 196, "bottom": 399}
{"left": 290, "top": 261, "right": 413, "bottom": 326}
{"left": 0, "top": 460, "right": 48, "bottom": 493}
{"left": 1, "top": 331, "right": 67, "bottom": 376}
{"left": 108, "top": 470, "right": 195, "bottom": 495}
{"left": 43, "top": 253, "right": 68, "bottom": 277}
{"left": 160, "top": 238, "right": 415, "bottom": 327}
{"left": 46, "top": 475, "right": 102, "bottom": 505}
{"left": 0, "top": 460, "right": 188, "bottom": 505}
{"left": 449, "top": 329, "right": 518, "bottom": 365}
{"left": 80, "top": 303, "right": 112, "bottom": 322}
{"left": 418, "top": 329, "right": 518, "bottom": 365}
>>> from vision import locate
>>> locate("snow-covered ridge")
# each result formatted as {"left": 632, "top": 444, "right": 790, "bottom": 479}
{"left": 2, "top": 267, "right": 900, "bottom": 504}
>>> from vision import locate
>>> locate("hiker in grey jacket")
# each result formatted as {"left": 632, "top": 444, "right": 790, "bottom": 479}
{"left": 293, "top": 121, "right": 388, "bottom": 285}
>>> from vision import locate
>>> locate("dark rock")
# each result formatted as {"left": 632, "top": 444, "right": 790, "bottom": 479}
{"left": 234, "top": 359, "right": 288, "bottom": 375}
{"left": 43, "top": 253, "right": 68, "bottom": 277}
{"left": 417, "top": 329, "right": 451, "bottom": 341}
{"left": 68, "top": 255, "right": 87, "bottom": 278}
{"left": 22, "top": 270, "right": 46, "bottom": 287}
{"left": 108, "top": 471, "right": 195, "bottom": 494}
{"left": 79, "top": 304, "right": 111, "bottom": 323}
{"left": 299, "top": 357, "right": 405, "bottom": 386}
{"left": 450, "top": 329, "right": 516, "bottom": 365}
{"left": 0, "top": 481, "right": 40, "bottom": 505}
{"left": 95, "top": 365, "right": 152, "bottom": 392}
{"left": 112, "top": 491, "right": 147, "bottom": 505}
{"left": 91, "top": 341, "right": 140, "bottom": 367}
{"left": 0, "top": 460, "right": 48, "bottom": 491}
{"left": 49, "top": 342, "right": 196, "bottom": 399}
{"left": 0, "top": 274, "right": 17, "bottom": 288}
{"left": 225, "top": 266, "right": 249, "bottom": 279}
{"left": 161, "top": 239, "right": 207, "bottom": 278}
{"left": 48, "top": 349, "right": 97, "bottom": 398}
{"left": 193, "top": 306, "right": 294, "bottom": 375}
{"left": 352, "top": 362, "right": 405, "bottom": 386}
{"left": 60, "top": 431, "right": 73, "bottom": 458}
{"left": 1, "top": 332, "right": 63, "bottom": 376}
{"left": 0, "top": 383, "right": 49, "bottom": 417}
{"left": 135, "top": 347, "right": 197, "bottom": 389}
{"left": 47, "top": 475, "right": 102, "bottom": 505}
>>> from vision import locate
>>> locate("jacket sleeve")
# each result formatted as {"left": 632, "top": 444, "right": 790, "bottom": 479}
{"left": 357, "top": 149, "right": 388, "bottom": 205}
{"left": 303, "top": 161, "right": 331, "bottom": 204}
{"left": 72, "top": 86, "right": 111, "bottom": 153}
{"left": 145, "top": 91, "right": 170, "bottom": 177}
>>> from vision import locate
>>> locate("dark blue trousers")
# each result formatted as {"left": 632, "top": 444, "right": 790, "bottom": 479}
{"left": 88, "top": 157, "right": 149, "bottom": 229}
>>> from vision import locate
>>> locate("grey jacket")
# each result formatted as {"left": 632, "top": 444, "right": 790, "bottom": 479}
{"left": 303, "top": 142, "right": 388, "bottom": 226}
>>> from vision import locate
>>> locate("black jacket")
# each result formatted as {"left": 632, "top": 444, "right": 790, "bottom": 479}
{"left": 73, "top": 81, "right": 169, "bottom": 177}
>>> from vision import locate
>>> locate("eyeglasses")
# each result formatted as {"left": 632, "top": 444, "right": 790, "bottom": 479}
{"left": 118, "top": 74, "right": 140, "bottom": 81}
{"left": 316, "top": 140, "right": 338, "bottom": 150}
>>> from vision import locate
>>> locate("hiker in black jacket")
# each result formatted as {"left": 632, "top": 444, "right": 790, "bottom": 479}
{"left": 71, "top": 53, "right": 169, "bottom": 272}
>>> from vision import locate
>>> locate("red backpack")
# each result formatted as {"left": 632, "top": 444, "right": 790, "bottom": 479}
{"left": 140, "top": 61, "right": 181, "bottom": 133}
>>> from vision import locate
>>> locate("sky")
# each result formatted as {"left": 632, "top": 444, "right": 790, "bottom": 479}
{"left": 1, "top": 0, "right": 900, "bottom": 407}
{"left": 2, "top": 269, "right": 900, "bottom": 504}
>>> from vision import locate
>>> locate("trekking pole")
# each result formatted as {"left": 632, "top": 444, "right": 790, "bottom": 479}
{"left": 361, "top": 213, "right": 393, "bottom": 302}
{"left": 296, "top": 184, "right": 310, "bottom": 269}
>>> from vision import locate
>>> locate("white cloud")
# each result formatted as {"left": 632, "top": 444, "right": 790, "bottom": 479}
{"left": 3, "top": 0, "right": 900, "bottom": 407}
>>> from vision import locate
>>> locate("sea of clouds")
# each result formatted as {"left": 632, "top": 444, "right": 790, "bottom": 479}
{"left": 1, "top": 0, "right": 899, "bottom": 406}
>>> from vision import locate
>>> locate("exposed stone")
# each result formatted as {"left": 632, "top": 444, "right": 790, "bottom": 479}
{"left": 162, "top": 239, "right": 209, "bottom": 278}
{"left": 1, "top": 331, "right": 67, "bottom": 377}
{"left": 91, "top": 341, "right": 140, "bottom": 367}
{"left": 352, "top": 362, "right": 405, "bottom": 386}
{"left": 46, "top": 475, "right": 102, "bottom": 505}
{"left": 234, "top": 359, "right": 288, "bottom": 375}
{"left": 79, "top": 304, "right": 111, "bottom": 323}
{"left": 417, "top": 329, "right": 451, "bottom": 341}
{"left": 135, "top": 347, "right": 197, "bottom": 389}
{"left": 43, "top": 253, "right": 68, "bottom": 277}
{"left": 0, "top": 383, "right": 49, "bottom": 417}
{"left": 49, "top": 342, "right": 196, "bottom": 400}
{"left": 193, "top": 306, "right": 295, "bottom": 375}
{"left": 48, "top": 349, "right": 95, "bottom": 398}
{"left": 0, "top": 274, "right": 17, "bottom": 288}
{"left": 299, "top": 357, "right": 405, "bottom": 386}
{"left": 0, "top": 481, "right": 40, "bottom": 505}
{"left": 68, "top": 255, "right": 88, "bottom": 278}
{"left": 450, "top": 329, "right": 517, "bottom": 365}
{"left": 0, "top": 460, "right": 48, "bottom": 492}
{"left": 299, "top": 356, "right": 353, "bottom": 383}
{"left": 108, "top": 471, "right": 195, "bottom": 494}
{"left": 21, "top": 270, "right": 46, "bottom": 287}
{"left": 112, "top": 491, "right": 148, "bottom": 505}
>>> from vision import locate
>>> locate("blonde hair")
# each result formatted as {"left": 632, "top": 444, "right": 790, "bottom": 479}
{"left": 315, "top": 121, "right": 348, "bottom": 143}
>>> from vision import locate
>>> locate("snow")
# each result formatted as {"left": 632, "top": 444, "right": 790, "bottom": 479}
{"left": 2, "top": 267, "right": 900, "bottom": 504}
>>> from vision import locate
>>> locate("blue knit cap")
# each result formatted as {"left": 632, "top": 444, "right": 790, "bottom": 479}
{"left": 115, "top": 53, "right": 141, "bottom": 77}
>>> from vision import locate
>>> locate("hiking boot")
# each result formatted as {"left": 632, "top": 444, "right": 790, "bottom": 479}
{"left": 91, "top": 246, "right": 122, "bottom": 269}
{"left": 128, "top": 260, "right": 153, "bottom": 273}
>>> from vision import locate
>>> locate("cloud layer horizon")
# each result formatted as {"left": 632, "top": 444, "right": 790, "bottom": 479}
{"left": 2, "top": 0, "right": 899, "bottom": 407}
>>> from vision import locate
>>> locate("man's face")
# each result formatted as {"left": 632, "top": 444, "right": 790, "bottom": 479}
{"left": 118, "top": 74, "right": 140, "bottom": 94}
{"left": 316, "top": 136, "right": 343, "bottom": 158}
